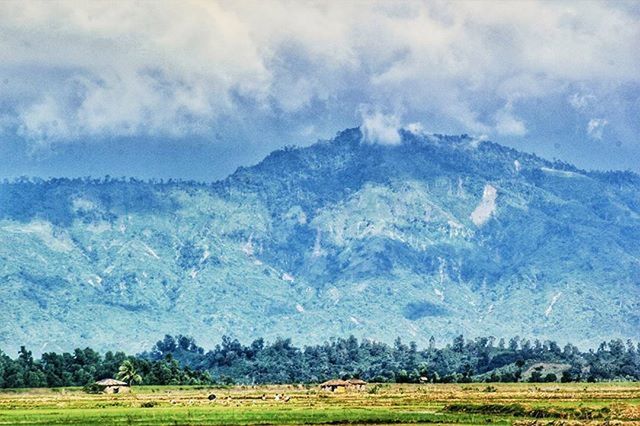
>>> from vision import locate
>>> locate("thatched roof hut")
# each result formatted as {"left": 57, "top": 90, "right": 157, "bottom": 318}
{"left": 95, "top": 378, "right": 129, "bottom": 394}
{"left": 319, "top": 379, "right": 350, "bottom": 392}
{"left": 347, "top": 378, "right": 367, "bottom": 389}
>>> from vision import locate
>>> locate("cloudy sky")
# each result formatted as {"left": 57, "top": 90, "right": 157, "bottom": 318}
{"left": 1, "top": 0, "right": 639, "bottom": 179}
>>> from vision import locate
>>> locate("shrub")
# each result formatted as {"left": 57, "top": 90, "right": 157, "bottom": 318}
{"left": 83, "top": 383, "right": 103, "bottom": 394}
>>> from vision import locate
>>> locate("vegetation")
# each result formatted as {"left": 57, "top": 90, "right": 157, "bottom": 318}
{"left": 143, "top": 334, "right": 640, "bottom": 384}
{"left": 0, "top": 334, "right": 639, "bottom": 389}
{"left": 0, "top": 346, "right": 211, "bottom": 388}
{"left": 0, "top": 383, "right": 638, "bottom": 425}
{"left": 3, "top": 130, "right": 640, "bottom": 354}
{"left": 115, "top": 360, "right": 141, "bottom": 386}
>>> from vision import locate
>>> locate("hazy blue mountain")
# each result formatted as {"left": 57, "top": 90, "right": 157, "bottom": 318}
{"left": 1, "top": 128, "right": 639, "bottom": 353}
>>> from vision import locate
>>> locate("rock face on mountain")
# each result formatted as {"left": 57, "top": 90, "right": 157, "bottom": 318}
{"left": 1, "top": 128, "right": 639, "bottom": 353}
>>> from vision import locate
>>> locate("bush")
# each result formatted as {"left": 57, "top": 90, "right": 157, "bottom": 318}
{"left": 83, "top": 383, "right": 103, "bottom": 394}
{"left": 368, "top": 384, "right": 382, "bottom": 394}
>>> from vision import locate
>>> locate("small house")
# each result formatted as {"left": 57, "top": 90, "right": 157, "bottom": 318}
{"left": 319, "top": 379, "right": 350, "bottom": 392}
{"left": 95, "top": 378, "right": 130, "bottom": 394}
{"left": 347, "top": 378, "right": 367, "bottom": 390}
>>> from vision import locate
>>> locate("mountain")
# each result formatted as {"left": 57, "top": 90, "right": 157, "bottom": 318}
{"left": 1, "top": 128, "right": 639, "bottom": 353}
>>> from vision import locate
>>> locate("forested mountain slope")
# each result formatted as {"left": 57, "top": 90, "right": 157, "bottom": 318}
{"left": 1, "top": 128, "right": 639, "bottom": 353}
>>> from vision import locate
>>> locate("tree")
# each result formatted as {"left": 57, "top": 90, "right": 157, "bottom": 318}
{"left": 529, "top": 366, "right": 544, "bottom": 383}
{"left": 116, "top": 360, "right": 142, "bottom": 386}
{"left": 561, "top": 370, "right": 573, "bottom": 382}
{"left": 452, "top": 335, "right": 465, "bottom": 353}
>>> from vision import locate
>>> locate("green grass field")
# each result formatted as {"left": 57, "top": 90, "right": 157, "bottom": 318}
{"left": 1, "top": 382, "right": 639, "bottom": 425}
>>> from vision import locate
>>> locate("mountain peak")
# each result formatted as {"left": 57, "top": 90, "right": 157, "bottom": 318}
{"left": 1, "top": 128, "right": 639, "bottom": 353}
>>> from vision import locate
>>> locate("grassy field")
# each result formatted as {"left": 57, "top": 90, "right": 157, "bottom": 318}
{"left": 0, "top": 382, "right": 639, "bottom": 425}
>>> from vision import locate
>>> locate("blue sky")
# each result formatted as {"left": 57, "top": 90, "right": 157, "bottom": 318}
{"left": 1, "top": 0, "right": 639, "bottom": 180}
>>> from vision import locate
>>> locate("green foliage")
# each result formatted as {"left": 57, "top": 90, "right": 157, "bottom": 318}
{"left": 1, "top": 130, "right": 639, "bottom": 354}
{"left": 146, "top": 334, "right": 640, "bottom": 385}
{"left": 367, "top": 384, "right": 383, "bottom": 394}
{"left": 445, "top": 402, "right": 612, "bottom": 420}
{"left": 0, "top": 345, "right": 212, "bottom": 389}
{"left": 83, "top": 383, "right": 103, "bottom": 394}
{"left": 116, "top": 360, "right": 142, "bottom": 386}
{"left": 545, "top": 373, "right": 558, "bottom": 382}
{"left": 1, "top": 334, "right": 639, "bottom": 388}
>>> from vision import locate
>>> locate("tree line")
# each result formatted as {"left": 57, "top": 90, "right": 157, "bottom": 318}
{"left": 1, "top": 335, "right": 638, "bottom": 388}
{"left": 0, "top": 346, "right": 211, "bottom": 388}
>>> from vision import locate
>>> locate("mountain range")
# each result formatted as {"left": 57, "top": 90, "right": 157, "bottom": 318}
{"left": 1, "top": 127, "right": 639, "bottom": 354}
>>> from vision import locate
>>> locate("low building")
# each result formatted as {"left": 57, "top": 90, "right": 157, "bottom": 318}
{"left": 347, "top": 378, "right": 367, "bottom": 390}
{"left": 319, "top": 379, "right": 351, "bottom": 392}
{"left": 95, "top": 378, "right": 130, "bottom": 394}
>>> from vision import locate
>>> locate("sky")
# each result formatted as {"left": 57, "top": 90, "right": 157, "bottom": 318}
{"left": 1, "top": 0, "right": 639, "bottom": 180}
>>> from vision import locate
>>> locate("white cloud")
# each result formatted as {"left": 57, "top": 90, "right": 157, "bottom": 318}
{"left": 0, "top": 0, "right": 638, "bottom": 146}
{"left": 359, "top": 109, "right": 402, "bottom": 145}
{"left": 1, "top": 1, "right": 269, "bottom": 144}
{"left": 17, "top": 71, "right": 218, "bottom": 143}
{"left": 495, "top": 114, "right": 527, "bottom": 137}
{"left": 405, "top": 122, "right": 425, "bottom": 134}
{"left": 494, "top": 103, "right": 527, "bottom": 136}
{"left": 587, "top": 118, "right": 609, "bottom": 140}
{"left": 569, "top": 92, "right": 596, "bottom": 111}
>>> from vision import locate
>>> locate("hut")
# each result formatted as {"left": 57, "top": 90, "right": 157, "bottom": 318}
{"left": 319, "top": 379, "right": 350, "bottom": 392}
{"left": 347, "top": 378, "right": 367, "bottom": 390}
{"left": 95, "top": 378, "right": 130, "bottom": 394}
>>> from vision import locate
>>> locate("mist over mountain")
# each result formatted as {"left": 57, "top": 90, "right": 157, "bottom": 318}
{"left": 1, "top": 128, "right": 639, "bottom": 354}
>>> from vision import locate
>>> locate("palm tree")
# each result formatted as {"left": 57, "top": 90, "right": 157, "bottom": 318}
{"left": 116, "top": 360, "right": 142, "bottom": 386}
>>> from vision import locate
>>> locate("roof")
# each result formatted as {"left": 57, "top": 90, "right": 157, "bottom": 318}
{"left": 319, "top": 379, "right": 350, "bottom": 387}
{"left": 95, "top": 378, "right": 128, "bottom": 386}
{"left": 347, "top": 379, "right": 367, "bottom": 385}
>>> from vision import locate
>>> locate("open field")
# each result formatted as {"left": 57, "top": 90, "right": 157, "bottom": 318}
{"left": 0, "top": 382, "right": 639, "bottom": 425}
